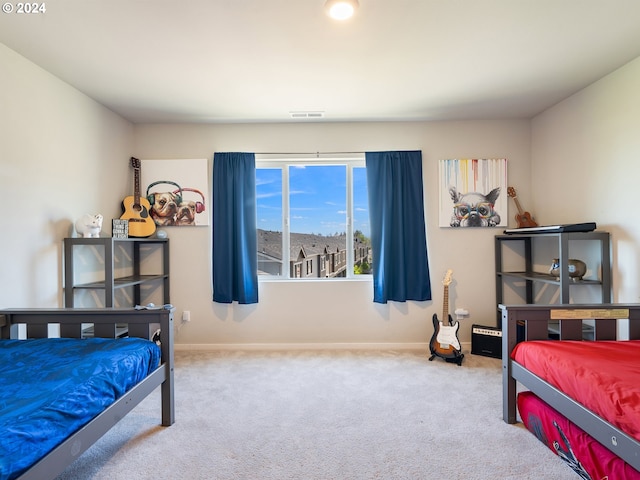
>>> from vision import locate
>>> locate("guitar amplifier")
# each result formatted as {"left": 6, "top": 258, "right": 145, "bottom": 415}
{"left": 471, "top": 324, "right": 502, "bottom": 359}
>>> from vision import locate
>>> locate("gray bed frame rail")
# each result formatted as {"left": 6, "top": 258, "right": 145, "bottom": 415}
{"left": 0, "top": 308, "right": 175, "bottom": 480}
{"left": 501, "top": 303, "right": 640, "bottom": 472}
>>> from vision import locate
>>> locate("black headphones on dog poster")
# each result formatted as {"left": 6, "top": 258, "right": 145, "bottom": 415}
{"left": 438, "top": 158, "right": 507, "bottom": 228}
{"left": 141, "top": 159, "right": 209, "bottom": 227}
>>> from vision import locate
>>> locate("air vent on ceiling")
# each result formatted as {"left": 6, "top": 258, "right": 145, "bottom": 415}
{"left": 289, "top": 111, "right": 325, "bottom": 119}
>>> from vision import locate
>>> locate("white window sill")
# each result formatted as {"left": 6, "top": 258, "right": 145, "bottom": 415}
{"left": 258, "top": 275, "right": 372, "bottom": 283}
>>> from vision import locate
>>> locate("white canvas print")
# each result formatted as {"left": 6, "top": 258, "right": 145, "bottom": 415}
{"left": 439, "top": 159, "right": 507, "bottom": 228}
{"left": 141, "top": 159, "right": 209, "bottom": 226}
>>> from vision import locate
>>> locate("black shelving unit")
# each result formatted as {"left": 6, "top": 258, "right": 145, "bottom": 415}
{"left": 495, "top": 231, "right": 611, "bottom": 329}
{"left": 64, "top": 237, "right": 170, "bottom": 308}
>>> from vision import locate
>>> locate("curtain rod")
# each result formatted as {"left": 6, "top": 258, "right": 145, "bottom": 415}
{"left": 254, "top": 151, "right": 365, "bottom": 156}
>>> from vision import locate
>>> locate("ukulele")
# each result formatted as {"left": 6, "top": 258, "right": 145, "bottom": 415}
{"left": 429, "top": 270, "right": 464, "bottom": 365}
{"left": 507, "top": 187, "right": 538, "bottom": 228}
{"left": 120, "top": 157, "right": 156, "bottom": 237}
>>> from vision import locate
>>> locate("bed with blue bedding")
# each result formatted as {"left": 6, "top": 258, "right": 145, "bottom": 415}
{"left": 0, "top": 308, "right": 175, "bottom": 480}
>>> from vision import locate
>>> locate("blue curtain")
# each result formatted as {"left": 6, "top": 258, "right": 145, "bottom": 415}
{"left": 365, "top": 151, "right": 431, "bottom": 304}
{"left": 212, "top": 152, "right": 258, "bottom": 304}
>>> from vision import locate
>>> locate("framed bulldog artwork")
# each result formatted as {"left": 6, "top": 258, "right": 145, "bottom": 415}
{"left": 141, "top": 159, "right": 209, "bottom": 227}
{"left": 438, "top": 158, "right": 507, "bottom": 228}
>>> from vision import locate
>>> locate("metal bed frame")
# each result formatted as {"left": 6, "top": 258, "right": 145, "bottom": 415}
{"left": 501, "top": 303, "right": 640, "bottom": 472}
{"left": 0, "top": 308, "right": 175, "bottom": 480}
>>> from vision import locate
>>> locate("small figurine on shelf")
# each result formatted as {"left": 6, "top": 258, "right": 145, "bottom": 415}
{"left": 75, "top": 214, "right": 103, "bottom": 238}
{"left": 112, "top": 219, "right": 129, "bottom": 239}
{"left": 549, "top": 258, "right": 587, "bottom": 281}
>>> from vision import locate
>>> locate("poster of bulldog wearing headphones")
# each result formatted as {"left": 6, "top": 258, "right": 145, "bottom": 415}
{"left": 438, "top": 158, "right": 507, "bottom": 228}
{"left": 141, "top": 159, "right": 209, "bottom": 226}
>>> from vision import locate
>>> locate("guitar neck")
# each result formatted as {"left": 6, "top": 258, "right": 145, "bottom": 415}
{"left": 512, "top": 196, "right": 525, "bottom": 216}
{"left": 442, "top": 285, "right": 449, "bottom": 320}
{"left": 133, "top": 166, "right": 141, "bottom": 207}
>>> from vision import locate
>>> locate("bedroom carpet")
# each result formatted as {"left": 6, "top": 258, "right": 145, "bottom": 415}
{"left": 56, "top": 349, "right": 577, "bottom": 480}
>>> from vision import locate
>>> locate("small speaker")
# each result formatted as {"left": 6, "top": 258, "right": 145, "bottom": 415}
{"left": 471, "top": 324, "right": 502, "bottom": 359}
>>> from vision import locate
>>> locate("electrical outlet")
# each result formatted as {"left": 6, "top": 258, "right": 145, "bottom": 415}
{"left": 182, "top": 311, "right": 191, "bottom": 322}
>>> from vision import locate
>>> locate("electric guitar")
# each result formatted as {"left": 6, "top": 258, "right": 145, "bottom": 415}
{"left": 429, "top": 269, "right": 463, "bottom": 365}
{"left": 120, "top": 157, "right": 156, "bottom": 237}
{"left": 507, "top": 186, "right": 538, "bottom": 228}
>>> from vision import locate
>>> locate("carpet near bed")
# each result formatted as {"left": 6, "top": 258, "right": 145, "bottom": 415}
{"left": 56, "top": 349, "right": 577, "bottom": 480}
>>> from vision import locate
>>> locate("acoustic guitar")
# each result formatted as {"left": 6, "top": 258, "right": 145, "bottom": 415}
{"left": 120, "top": 157, "right": 156, "bottom": 238}
{"left": 507, "top": 186, "right": 538, "bottom": 228}
{"left": 429, "top": 270, "right": 464, "bottom": 365}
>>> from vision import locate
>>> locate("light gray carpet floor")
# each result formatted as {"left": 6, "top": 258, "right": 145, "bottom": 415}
{"left": 57, "top": 349, "right": 578, "bottom": 479}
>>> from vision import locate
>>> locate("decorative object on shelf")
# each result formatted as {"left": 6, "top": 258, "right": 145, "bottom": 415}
{"left": 549, "top": 258, "right": 587, "bottom": 281}
{"left": 75, "top": 213, "right": 103, "bottom": 238}
{"left": 156, "top": 229, "right": 168, "bottom": 239}
{"left": 120, "top": 157, "right": 156, "bottom": 238}
{"left": 112, "top": 219, "right": 129, "bottom": 239}
{"left": 507, "top": 186, "right": 538, "bottom": 228}
{"left": 439, "top": 158, "right": 507, "bottom": 228}
{"left": 429, "top": 269, "right": 464, "bottom": 366}
{"left": 503, "top": 222, "right": 596, "bottom": 235}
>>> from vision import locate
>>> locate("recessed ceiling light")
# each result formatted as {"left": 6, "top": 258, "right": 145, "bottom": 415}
{"left": 325, "top": 0, "right": 359, "bottom": 21}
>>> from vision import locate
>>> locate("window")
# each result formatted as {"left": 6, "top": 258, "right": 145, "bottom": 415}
{"left": 256, "top": 155, "right": 371, "bottom": 279}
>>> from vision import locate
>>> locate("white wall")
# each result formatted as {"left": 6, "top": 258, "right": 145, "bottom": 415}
{"left": 134, "top": 121, "right": 531, "bottom": 348}
{"left": 531, "top": 55, "right": 640, "bottom": 305}
{"left": 0, "top": 44, "right": 134, "bottom": 308}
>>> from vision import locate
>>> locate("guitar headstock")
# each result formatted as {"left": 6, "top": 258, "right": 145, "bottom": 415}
{"left": 442, "top": 269, "right": 453, "bottom": 286}
{"left": 507, "top": 186, "right": 516, "bottom": 198}
{"left": 130, "top": 156, "right": 141, "bottom": 170}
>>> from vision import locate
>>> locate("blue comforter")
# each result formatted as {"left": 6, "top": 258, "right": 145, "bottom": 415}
{"left": 0, "top": 337, "right": 160, "bottom": 480}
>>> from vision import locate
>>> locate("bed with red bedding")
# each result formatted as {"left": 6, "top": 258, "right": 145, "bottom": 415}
{"left": 501, "top": 304, "right": 640, "bottom": 479}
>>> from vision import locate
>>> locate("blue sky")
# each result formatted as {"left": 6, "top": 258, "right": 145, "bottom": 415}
{"left": 256, "top": 165, "right": 370, "bottom": 238}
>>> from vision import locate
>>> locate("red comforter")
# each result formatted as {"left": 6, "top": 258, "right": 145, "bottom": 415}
{"left": 512, "top": 339, "right": 640, "bottom": 442}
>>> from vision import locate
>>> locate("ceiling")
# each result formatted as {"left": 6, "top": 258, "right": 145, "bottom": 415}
{"left": 2, "top": 0, "right": 640, "bottom": 124}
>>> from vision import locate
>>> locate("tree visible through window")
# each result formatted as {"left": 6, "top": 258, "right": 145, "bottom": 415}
{"left": 256, "top": 157, "right": 371, "bottom": 279}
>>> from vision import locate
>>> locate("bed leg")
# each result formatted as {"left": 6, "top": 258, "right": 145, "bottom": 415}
{"left": 161, "top": 372, "right": 175, "bottom": 426}
{"left": 502, "top": 307, "right": 518, "bottom": 424}
{"left": 160, "top": 310, "right": 175, "bottom": 426}
{"left": 503, "top": 369, "right": 517, "bottom": 423}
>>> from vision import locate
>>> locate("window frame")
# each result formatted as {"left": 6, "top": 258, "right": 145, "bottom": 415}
{"left": 256, "top": 154, "right": 370, "bottom": 281}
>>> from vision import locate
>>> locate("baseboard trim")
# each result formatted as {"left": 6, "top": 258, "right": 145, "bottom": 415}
{"left": 174, "top": 341, "right": 472, "bottom": 352}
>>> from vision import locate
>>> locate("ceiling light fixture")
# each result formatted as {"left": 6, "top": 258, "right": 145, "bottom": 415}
{"left": 325, "top": 0, "right": 359, "bottom": 20}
